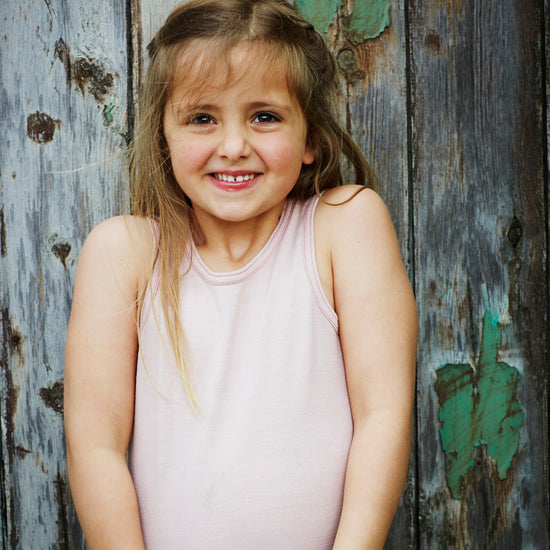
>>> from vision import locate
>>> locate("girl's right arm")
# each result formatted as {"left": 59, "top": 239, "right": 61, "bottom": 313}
{"left": 64, "top": 216, "right": 153, "bottom": 549}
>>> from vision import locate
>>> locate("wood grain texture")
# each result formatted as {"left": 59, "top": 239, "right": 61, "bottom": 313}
{"left": 326, "top": 2, "right": 417, "bottom": 547}
{"left": 337, "top": 2, "right": 417, "bottom": 545}
{"left": 544, "top": 0, "right": 550, "bottom": 535}
{"left": 410, "top": 0, "right": 548, "bottom": 547}
{"left": 0, "top": 0, "right": 129, "bottom": 547}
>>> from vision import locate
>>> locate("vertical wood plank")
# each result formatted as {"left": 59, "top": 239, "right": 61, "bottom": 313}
{"left": 410, "top": 0, "right": 548, "bottom": 547}
{"left": 346, "top": 2, "right": 417, "bottom": 546}
{"left": 544, "top": 0, "right": 550, "bottom": 533}
{"left": 0, "top": 0, "right": 129, "bottom": 547}
{"left": 547, "top": 0, "right": 550, "bottom": 192}
{"left": 336, "top": 2, "right": 416, "bottom": 547}
{"left": 129, "top": 0, "right": 181, "bottom": 123}
{"left": 319, "top": 2, "right": 416, "bottom": 545}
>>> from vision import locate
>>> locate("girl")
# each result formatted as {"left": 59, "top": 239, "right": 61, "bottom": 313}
{"left": 64, "top": 1, "right": 417, "bottom": 548}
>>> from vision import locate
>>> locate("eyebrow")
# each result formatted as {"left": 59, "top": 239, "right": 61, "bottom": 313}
{"left": 246, "top": 101, "right": 292, "bottom": 112}
{"left": 172, "top": 100, "right": 293, "bottom": 114}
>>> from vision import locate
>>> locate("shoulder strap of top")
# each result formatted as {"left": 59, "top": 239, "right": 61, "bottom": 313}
{"left": 140, "top": 218, "right": 160, "bottom": 326}
{"left": 303, "top": 196, "right": 339, "bottom": 332}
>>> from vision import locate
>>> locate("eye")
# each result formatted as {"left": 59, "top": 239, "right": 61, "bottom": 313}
{"left": 187, "top": 113, "right": 215, "bottom": 125}
{"left": 253, "top": 111, "right": 280, "bottom": 124}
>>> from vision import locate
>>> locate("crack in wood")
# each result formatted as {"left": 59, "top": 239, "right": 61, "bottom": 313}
{"left": 0, "top": 209, "right": 6, "bottom": 257}
{"left": 0, "top": 306, "right": 20, "bottom": 547}
{"left": 54, "top": 468, "right": 70, "bottom": 550}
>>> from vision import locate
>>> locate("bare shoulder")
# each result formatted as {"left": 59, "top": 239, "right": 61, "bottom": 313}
{"left": 321, "top": 184, "right": 390, "bottom": 216}
{"left": 316, "top": 185, "right": 398, "bottom": 255}
{"left": 75, "top": 215, "right": 155, "bottom": 300}
{"left": 80, "top": 215, "right": 153, "bottom": 267}
{"left": 318, "top": 184, "right": 413, "bottom": 320}
{"left": 82, "top": 215, "right": 153, "bottom": 260}
{"left": 312, "top": 186, "right": 402, "bottom": 310}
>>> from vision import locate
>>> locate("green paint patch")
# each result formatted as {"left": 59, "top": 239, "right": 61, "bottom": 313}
{"left": 295, "top": 0, "right": 391, "bottom": 42}
{"left": 295, "top": 0, "right": 339, "bottom": 34}
{"left": 342, "top": 0, "right": 391, "bottom": 44}
{"left": 102, "top": 103, "right": 115, "bottom": 126}
{"left": 435, "top": 310, "right": 524, "bottom": 499}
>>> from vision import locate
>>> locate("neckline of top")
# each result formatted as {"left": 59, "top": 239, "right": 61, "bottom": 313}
{"left": 188, "top": 199, "right": 296, "bottom": 285}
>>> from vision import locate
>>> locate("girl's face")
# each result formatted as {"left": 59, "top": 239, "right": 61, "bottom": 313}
{"left": 163, "top": 44, "right": 314, "bottom": 234}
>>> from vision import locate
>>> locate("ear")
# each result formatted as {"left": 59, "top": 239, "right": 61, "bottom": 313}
{"left": 302, "top": 143, "right": 315, "bottom": 165}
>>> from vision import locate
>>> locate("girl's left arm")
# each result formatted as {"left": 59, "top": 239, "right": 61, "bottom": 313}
{"left": 326, "top": 187, "right": 417, "bottom": 550}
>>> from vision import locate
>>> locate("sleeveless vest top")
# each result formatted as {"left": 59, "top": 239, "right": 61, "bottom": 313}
{"left": 129, "top": 197, "right": 353, "bottom": 549}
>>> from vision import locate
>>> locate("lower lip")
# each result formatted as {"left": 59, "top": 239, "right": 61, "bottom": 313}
{"left": 209, "top": 175, "right": 259, "bottom": 192}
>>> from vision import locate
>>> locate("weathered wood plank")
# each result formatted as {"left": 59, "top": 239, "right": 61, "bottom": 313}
{"left": 327, "top": 1, "right": 417, "bottom": 547}
{"left": 410, "top": 0, "right": 548, "bottom": 547}
{"left": 544, "top": 0, "right": 550, "bottom": 532}
{"left": 547, "top": 0, "right": 550, "bottom": 196}
{"left": 341, "top": 1, "right": 417, "bottom": 545}
{"left": 0, "top": 1, "right": 129, "bottom": 547}
{"left": 327, "top": 2, "right": 416, "bottom": 545}
{"left": 547, "top": 1, "right": 550, "bottom": 197}
{"left": 128, "top": 0, "right": 182, "bottom": 112}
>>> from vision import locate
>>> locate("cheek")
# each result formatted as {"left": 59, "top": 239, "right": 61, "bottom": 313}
{"left": 270, "top": 146, "right": 291, "bottom": 166}
{"left": 263, "top": 138, "right": 302, "bottom": 167}
{"left": 168, "top": 140, "right": 204, "bottom": 170}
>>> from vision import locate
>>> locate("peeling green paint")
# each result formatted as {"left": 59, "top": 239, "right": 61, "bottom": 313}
{"left": 435, "top": 310, "right": 524, "bottom": 499}
{"left": 342, "top": 0, "right": 391, "bottom": 44}
{"left": 102, "top": 103, "right": 115, "bottom": 126}
{"left": 295, "top": 0, "right": 391, "bottom": 42}
{"left": 295, "top": 0, "right": 339, "bottom": 34}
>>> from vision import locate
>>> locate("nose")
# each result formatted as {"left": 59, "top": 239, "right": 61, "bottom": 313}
{"left": 217, "top": 123, "right": 251, "bottom": 160}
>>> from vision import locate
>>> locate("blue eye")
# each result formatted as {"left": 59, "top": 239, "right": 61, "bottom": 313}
{"left": 253, "top": 112, "right": 280, "bottom": 123}
{"left": 188, "top": 113, "right": 214, "bottom": 125}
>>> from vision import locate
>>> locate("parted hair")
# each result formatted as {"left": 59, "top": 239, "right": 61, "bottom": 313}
{"left": 129, "top": 0, "right": 373, "bottom": 406}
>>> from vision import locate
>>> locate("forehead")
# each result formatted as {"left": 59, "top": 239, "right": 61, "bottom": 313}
{"left": 168, "top": 40, "right": 295, "bottom": 103}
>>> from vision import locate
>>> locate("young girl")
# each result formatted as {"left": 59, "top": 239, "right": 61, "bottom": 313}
{"left": 64, "top": 1, "right": 417, "bottom": 548}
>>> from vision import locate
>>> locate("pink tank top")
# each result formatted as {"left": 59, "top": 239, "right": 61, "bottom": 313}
{"left": 129, "top": 197, "right": 353, "bottom": 549}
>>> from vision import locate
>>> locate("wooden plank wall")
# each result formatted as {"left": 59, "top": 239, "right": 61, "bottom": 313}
{"left": 410, "top": 1, "right": 548, "bottom": 548}
{"left": 0, "top": 0, "right": 548, "bottom": 548}
{"left": 0, "top": 1, "right": 129, "bottom": 548}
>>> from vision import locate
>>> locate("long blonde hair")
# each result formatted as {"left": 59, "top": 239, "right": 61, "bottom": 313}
{"left": 129, "top": 0, "right": 374, "bottom": 406}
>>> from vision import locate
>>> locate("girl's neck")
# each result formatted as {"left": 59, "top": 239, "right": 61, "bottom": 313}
{"left": 191, "top": 200, "right": 287, "bottom": 272}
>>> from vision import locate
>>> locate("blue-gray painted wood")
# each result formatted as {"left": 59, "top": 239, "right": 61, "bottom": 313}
{"left": 327, "top": 2, "right": 417, "bottom": 546}
{"left": 0, "top": 0, "right": 129, "bottom": 547}
{"left": 410, "top": 0, "right": 548, "bottom": 547}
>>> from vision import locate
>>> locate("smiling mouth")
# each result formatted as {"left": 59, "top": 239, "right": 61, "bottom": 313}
{"left": 212, "top": 173, "right": 258, "bottom": 183}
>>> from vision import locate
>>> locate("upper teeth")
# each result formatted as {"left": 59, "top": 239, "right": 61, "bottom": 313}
{"left": 215, "top": 173, "right": 255, "bottom": 182}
